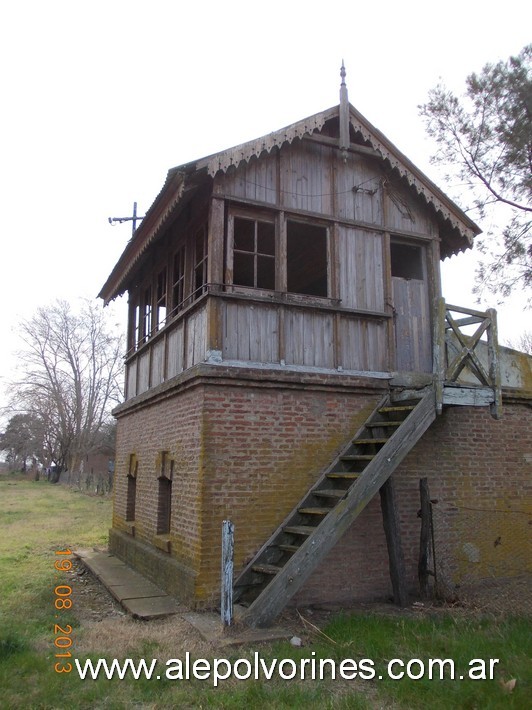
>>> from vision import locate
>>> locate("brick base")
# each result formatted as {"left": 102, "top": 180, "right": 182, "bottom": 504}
{"left": 110, "top": 365, "right": 531, "bottom": 610}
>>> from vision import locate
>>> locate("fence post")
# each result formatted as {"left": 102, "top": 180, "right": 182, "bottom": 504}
{"left": 221, "top": 520, "right": 234, "bottom": 626}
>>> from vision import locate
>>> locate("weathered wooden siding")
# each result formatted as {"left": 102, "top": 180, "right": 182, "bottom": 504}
{"left": 166, "top": 323, "right": 184, "bottom": 380}
{"left": 186, "top": 307, "right": 207, "bottom": 369}
{"left": 137, "top": 351, "right": 150, "bottom": 395}
{"left": 337, "top": 227, "right": 385, "bottom": 311}
{"left": 336, "top": 155, "right": 383, "bottom": 224}
{"left": 222, "top": 302, "right": 280, "bottom": 363}
{"left": 284, "top": 310, "right": 335, "bottom": 368}
{"left": 280, "top": 142, "right": 333, "bottom": 215}
{"left": 219, "top": 297, "right": 387, "bottom": 373}
{"left": 386, "top": 182, "right": 437, "bottom": 236}
{"left": 393, "top": 276, "right": 432, "bottom": 372}
{"left": 125, "top": 304, "right": 208, "bottom": 400}
{"left": 217, "top": 152, "right": 278, "bottom": 205}
{"left": 339, "top": 316, "right": 388, "bottom": 371}
{"left": 126, "top": 359, "right": 137, "bottom": 400}
{"left": 151, "top": 339, "right": 165, "bottom": 388}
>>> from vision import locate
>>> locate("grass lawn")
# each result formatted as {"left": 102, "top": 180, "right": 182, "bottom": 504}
{"left": 0, "top": 474, "right": 529, "bottom": 709}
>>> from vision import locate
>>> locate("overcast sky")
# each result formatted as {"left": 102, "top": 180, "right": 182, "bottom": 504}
{"left": 1, "top": 0, "right": 530, "bottom": 419}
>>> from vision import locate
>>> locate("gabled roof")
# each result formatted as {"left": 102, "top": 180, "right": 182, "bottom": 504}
{"left": 99, "top": 102, "right": 481, "bottom": 304}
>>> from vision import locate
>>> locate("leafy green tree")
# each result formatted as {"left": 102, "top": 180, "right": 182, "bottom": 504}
{"left": 420, "top": 44, "right": 531, "bottom": 301}
{"left": 0, "top": 413, "right": 44, "bottom": 470}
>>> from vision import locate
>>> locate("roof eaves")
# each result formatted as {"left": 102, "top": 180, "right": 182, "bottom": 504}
{"left": 197, "top": 106, "right": 339, "bottom": 177}
{"left": 99, "top": 170, "right": 190, "bottom": 304}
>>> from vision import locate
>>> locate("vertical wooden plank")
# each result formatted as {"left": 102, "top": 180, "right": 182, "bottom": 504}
{"left": 334, "top": 312, "right": 341, "bottom": 370}
{"left": 278, "top": 305, "right": 285, "bottom": 364}
{"left": 382, "top": 231, "right": 395, "bottom": 371}
{"left": 433, "top": 297, "right": 446, "bottom": 414}
{"left": 487, "top": 307, "right": 502, "bottom": 419}
{"left": 221, "top": 520, "right": 234, "bottom": 627}
{"left": 380, "top": 476, "right": 409, "bottom": 607}
{"left": 277, "top": 211, "right": 287, "bottom": 293}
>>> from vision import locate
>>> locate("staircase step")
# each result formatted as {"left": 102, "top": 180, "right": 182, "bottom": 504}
{"left": 378, "top": 405, "right": 416, "bottom": 414}
{"left": 313, "top": 489, "right": 346, "bottom": 499}
{"left": 284, "top": 525, "right": 316, "bottom": 536}
{"left": 298, "top": 507, "right": 330, "bottom": 516}
{"left": 340, "top": 454, "right": 374, "bottom": 461}
{"left": 234, "top": 390, "right": 437, "bottom": 628}
{"left": 367, "top": 421, "right": 402, "bottom": 428}
{"left": 326, "top": 472, "right": 359, "bottom": 480}
{"left": 252, "top": 563, "right": 282, "bottom": 575}
{"left": 278, "top": 544, "right": 299, "bottom": 553}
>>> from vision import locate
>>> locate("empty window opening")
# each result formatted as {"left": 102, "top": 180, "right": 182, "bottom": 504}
{"left": 193, "top": 226, "right": 208, "bottom": 299}
{"left": 287, "top": 221, "right": 328, "bottom": 297}
{"left": 172, "top": 245, "right": 186, "bottom": 315}
{"left": 132, "top": 300, "right": 140, "bottom": 351}
{"left": 142, "top": 286, "right": 152, "bottom": 342}
{"left": 155, "top": 267, "right": 167, "bottom": 330}
{"left": 157, "top": 476, "right": 172, "bottom": 535}
{"left": 391, "top": 242, "right": 424, "bottom": 280}
{"left": 125, "top": 475, "right": 136, "bottom": 522}
{"left": 156, "top": 451, "right": 173, "bottom": 536}
{"left": 126, "top": 454, "right": 138, "bottom": 523}
{"left": 233, "top": 217, "right": 275, "bottom": 290}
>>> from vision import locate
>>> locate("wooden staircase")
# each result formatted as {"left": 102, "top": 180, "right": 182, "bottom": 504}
{"left": 234, "top": 387, "right": 437, "bottom": 627}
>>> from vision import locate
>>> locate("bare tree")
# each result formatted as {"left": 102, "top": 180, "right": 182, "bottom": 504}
{"left": 8, "top": 299, "right": 124, "bottom": 481}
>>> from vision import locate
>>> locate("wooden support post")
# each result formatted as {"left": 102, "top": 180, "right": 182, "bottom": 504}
{"left": 433, "top": 297, "right": 446, "bottom": 415}
{"left": 221, "top": 520, "right": 234, "bottom": 627}
{"left": 418, "top": 477, "right": 433, "bottom": 599}
{"left": 380, "top": 476, "right": 409, "bottom": 607}
{"left": 487, "top": 307, "right": 502, "bottom": 420}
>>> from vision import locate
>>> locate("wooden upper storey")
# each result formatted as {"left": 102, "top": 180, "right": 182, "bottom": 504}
{"left": 99, "top": 101, "right": 481, "bottom": 400}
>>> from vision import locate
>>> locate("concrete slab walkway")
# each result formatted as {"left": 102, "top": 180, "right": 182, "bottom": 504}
{"left": 75, "top": 549, "right": 293, "bottom": 645}
{"left": 74, "top": 549, "right": 185, "bottom": 620}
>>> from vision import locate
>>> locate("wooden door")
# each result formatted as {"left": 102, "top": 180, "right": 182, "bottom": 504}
{"left": 391, "top": 241, "right": 432, "bottom": 373}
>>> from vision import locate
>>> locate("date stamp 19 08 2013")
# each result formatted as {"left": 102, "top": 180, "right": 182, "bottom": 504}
{"left": 53, "top": 549, "right": 74, "bottom": 674}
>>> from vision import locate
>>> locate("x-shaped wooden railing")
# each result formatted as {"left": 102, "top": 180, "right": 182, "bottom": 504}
{"left": 434, "top": 299, "right": 502, "bottom": 419}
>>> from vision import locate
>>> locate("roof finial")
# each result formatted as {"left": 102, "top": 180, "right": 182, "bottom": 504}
{"left": 339, "top": 60, "right": 349, "bottom": 154}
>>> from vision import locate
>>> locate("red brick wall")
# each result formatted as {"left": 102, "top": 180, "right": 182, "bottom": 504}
{"left": 111, "top": 366, "right": 386, "bottom": 604}
{"left": 197, "top": 382, "right": 382, "bottom": 603}
{"left": 294, "top": 401, "right": 532, "bottom": 606}
{"left": 113, "top": 384, "right": 206, "bottom": 576}
{"left": 111, "top": 365, "right": 531, "bottom": 608}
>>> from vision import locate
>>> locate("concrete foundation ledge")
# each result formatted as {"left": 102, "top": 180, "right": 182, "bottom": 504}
{"left": 109, "top": 528, "right": 196, "bottom": 603}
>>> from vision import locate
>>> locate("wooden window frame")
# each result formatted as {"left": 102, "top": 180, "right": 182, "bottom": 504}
{"left": 227, "top": 210, "right": 277, "bottom": 294}
{"left": 225, "top": 208, "right": 331, "bottom": 302}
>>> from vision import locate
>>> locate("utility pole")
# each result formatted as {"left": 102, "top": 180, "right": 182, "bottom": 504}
{"left": 108, "top": 202, "right": 145, "bottom": 236}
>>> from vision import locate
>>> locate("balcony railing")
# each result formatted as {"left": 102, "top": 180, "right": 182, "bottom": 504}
{"left": 434, "top": 299, "right": 502, "bottom": 419}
